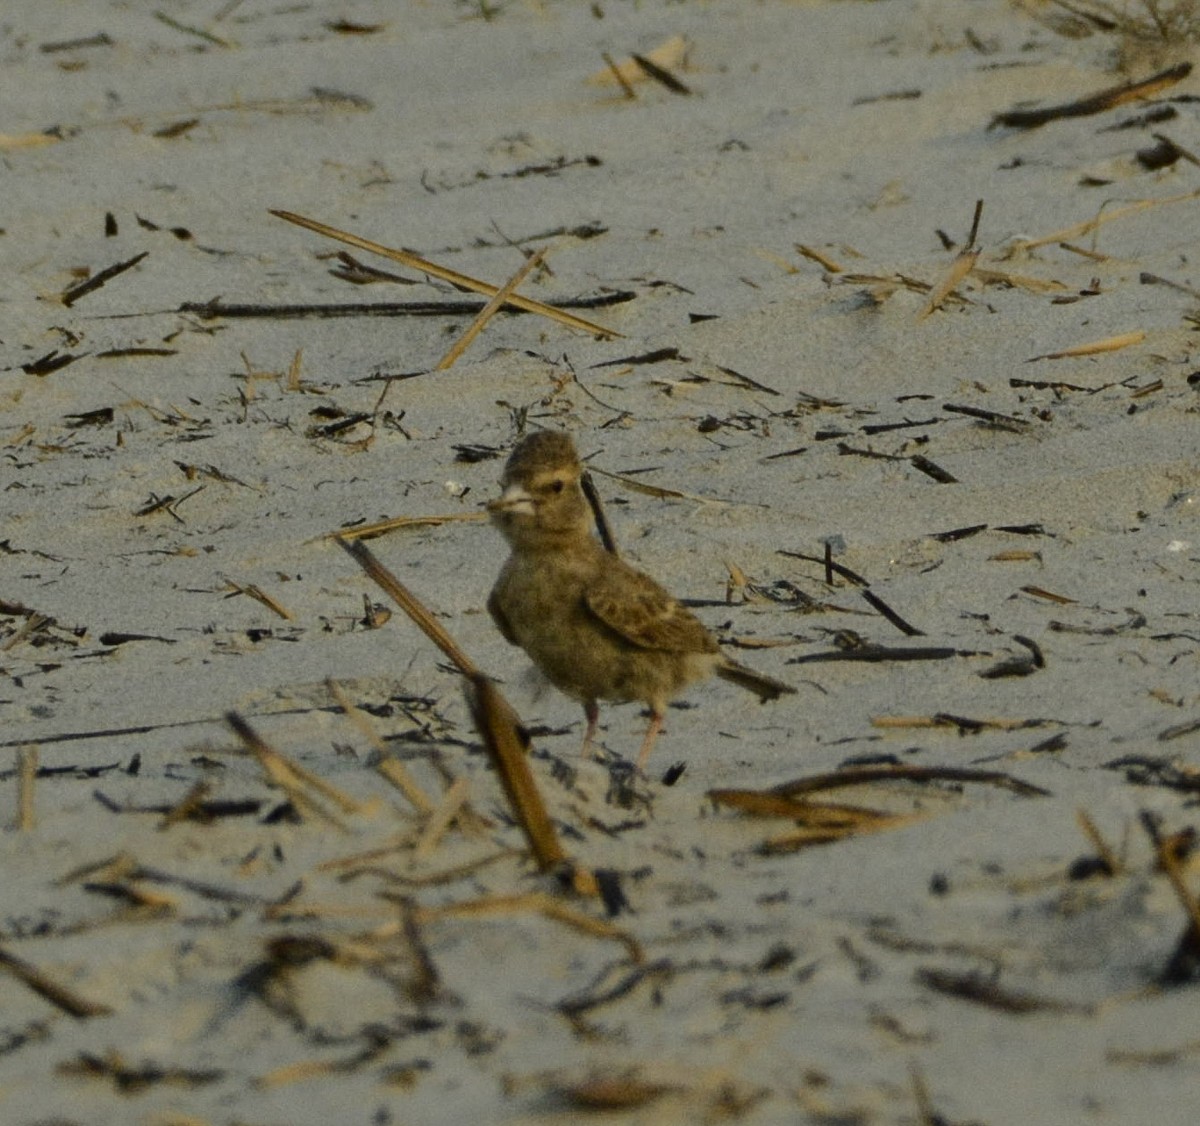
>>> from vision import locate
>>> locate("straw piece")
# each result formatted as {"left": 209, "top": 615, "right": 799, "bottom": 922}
{"left": 918, "top": 248, "right": 979, "bottom": 321}
{"left": 223, "top": 580, "right": 293, "bottom": 620}
{"left": 586, "top": 466, "right": 725, "bottom": 504}
{"left": 795, "top": 244, "right": 844, "bottom": 272}
{"left": 600, "top": 51, "right": 638, "bottom": 98}
{"left": 158, "top": 781, "right": 212, "bottom": 830}
{"left": 337, "top": 537, "right": 480, "bottom": 676}
{"left": 1028, "top": 330, "right": 1145, "bottom": 362}
{"left": 416, "top": 892, "right": 642, "bottom": 962}
{"left": 374, "top": 757, "right": 437, "bottom": 816}
{"left": 1076, "top": 808, "right": 1122, "bottom": 875}
{"left": 581, "top": 471, "right": 619, "bottom": 555}
{"left": 270, "top": 210, "right": 619, "bottom": 338}
{"left": 467, "top": 675, "right": 567, "bottom": 873}
{"left": 330, "top": 511, "right": 487, "bottom": 543}
{"left": 1011, "top": 188, "right": 1200, "bottom": 254}
{"left": 971, "top": 267, "right": 1066, "bottom": 293}
{"left": 226, "top": 713, "right": 349, "bottom": 831}
{"left": 0, "top": 132, "right": 60, "bottom": 150}
{"left": 414, "top": 776, "right": 472, "bottom": 860}
{"left": 436, "top": 248, "right": 545, "bottom": 370}
{"left": 871, "top": 714, "right": 1042, "bottom": 731}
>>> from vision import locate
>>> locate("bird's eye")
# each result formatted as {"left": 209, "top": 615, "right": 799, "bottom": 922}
{"left": 549, "top": 479, "right": 565, "bottom": 494}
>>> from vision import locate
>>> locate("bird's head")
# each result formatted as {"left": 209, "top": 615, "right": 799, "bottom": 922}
{"left": 487, "top": 430, "right": 590, "bottom": 547}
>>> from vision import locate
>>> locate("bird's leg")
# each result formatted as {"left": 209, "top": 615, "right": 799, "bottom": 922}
{"left": 580, "top": 699, "right": 601, "bottom": 759}
{"left": 635, "top": 708, "right": 665, "bottom": 771}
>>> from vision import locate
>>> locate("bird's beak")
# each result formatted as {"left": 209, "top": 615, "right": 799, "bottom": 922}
{"left": 486, "top": 484, "right": 535, "bottom": 517}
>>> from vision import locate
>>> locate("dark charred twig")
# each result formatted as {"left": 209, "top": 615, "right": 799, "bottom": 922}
{"left": 21, "top": 351, "right": 82, "bottom": 376}
{"left": 591, "top": 347, "right": 682, "bottom": 368}
{"left": 631, "top": 52, "right": 691, "bottom": 94}
{"left": 779, "top": 551, "right": 870, "bottom": 588}
{"left": 713, "top": 365, "right": 782, "bottom": 396}
{"left": 930, "top": 523, "right": 988, "bottom": 542}
{"left": 991, "top": 62, "right": 1192, "bottom": 130}
{"left": 943, "top": 403, "right": 1031, "bottom": 431}
{"left": 771, "top": 763, "right": 1050, "bottom": 798}
{"left": 909, "top": 454, "right": 957, "bottom": 483}
{"left": 788, "top": 644, "right": 968, "bottom": 665}
{"left": 62, "top": 251, "right": 150, "bottom": 306}
{"left": 581, "top": 471, "right": 619, "bottom": 556}
{"left": 178, "top": 294, "right": 634, "bottom": 320}
{"left": 0, "top": 947, "right": 112, "bottom": 1019}
{"left": 601, "top": 51, "right": 638, "bottom": 98}
{"left": 916, "top": 967, "right": 1087, "bottom": 1013}
{"left": 859, "top": 590, "right": 924, "bottom": 636}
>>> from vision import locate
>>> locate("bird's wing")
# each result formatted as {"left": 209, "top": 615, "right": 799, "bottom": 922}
{"left": 584, "top": 557, "right": 718, "bottom": 654}
{"left": 487, "top": 585, "right": 518, "bottom": 644}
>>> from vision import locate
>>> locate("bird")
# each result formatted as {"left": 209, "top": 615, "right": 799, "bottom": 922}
{"left": 486, "top": 429, "right": 795, "bottom": 769}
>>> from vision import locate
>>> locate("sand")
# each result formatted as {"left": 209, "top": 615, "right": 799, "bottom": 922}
{"left": 3, "top": 1, "right": 1200, "bottom": 1122}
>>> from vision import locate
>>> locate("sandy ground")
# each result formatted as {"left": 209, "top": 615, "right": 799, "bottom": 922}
{"left": 3, "top": 1, "right": 1200, "bottom": 1122}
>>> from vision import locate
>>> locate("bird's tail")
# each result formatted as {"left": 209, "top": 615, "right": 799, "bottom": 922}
{"left": 717, "top": 659, "right": 796, "bottom": 703}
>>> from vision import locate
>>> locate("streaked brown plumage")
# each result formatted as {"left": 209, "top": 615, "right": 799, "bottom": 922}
{"left": 486, "top": 430, "right": 794, "bottom": 768}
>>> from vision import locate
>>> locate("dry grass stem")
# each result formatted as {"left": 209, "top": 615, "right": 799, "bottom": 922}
{"left": 1029, "top": 329, "right": 1146, "bottom": 361}
{"left": 1010, "top": 187, "right": 1200, "bottom": 253}
{"left": 271, "top": 210, "right": 619, "bottom": 338}
{"left": 763, "top": 814, "right": 925, "bottom": 852}
{"left": 586, "top": 466, "right": 724, "bottom": 504}
{"left": 435, "top": 248, "right": 546, "bottom": 370}
{"left": 919, "top": 248, "right": 980, "bottom": 320}
{"left": 795, "top": 244, "right": 844, "bottom": 272}
{"left": 324, "top": 678, "right": 388, "bottom": 755}
{"left": 871, "top": 714, "right": 1051, "bottom": 730}
{"left": 600, "top": 51, "right": 638, "bottom": 98}
{"left": 158, "top": 781, "right": 212, "bottom": 830}
{"left": 337, "top": 537, "right": 480, "bottom": 676}
{"left": 415, "top": 892, "right": 643, "bottom": 962}
{"left": 1157, "top": 834, "right": 1200, "bottom": 936}
{"left": 971, "top": 267, "right": 1067, "bottom": 293}
{"left": 414, "top": 776, "right": 473, "bottom": 860}
{"left": 226, "top": 712, "right": 351, "bottom": 831}
{"left": 467, "top": 674, "right": 569, "bottom": 874}
{"left": 223, "top": 580, "right": 293, "bottom": 621}
{"left": 374, "top": 756, "right": 437, "bottom": 816}
{"left": 1076, "top": 808, "right": 1123, "bottom": 874}
{"left": 329, "top": 511, "right": 487, "bottom": 543}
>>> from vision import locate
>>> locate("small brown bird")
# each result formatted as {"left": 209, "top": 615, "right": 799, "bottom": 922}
{"left": 486, "top": 430, "right": 794, "bottom": 768}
